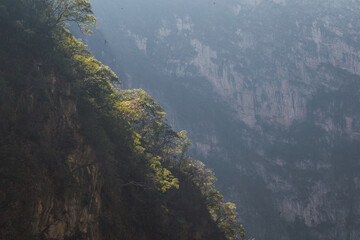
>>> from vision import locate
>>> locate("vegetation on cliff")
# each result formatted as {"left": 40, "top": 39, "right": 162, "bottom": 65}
{"left": 0, "top": 0, "right": 244, "bottom": 239}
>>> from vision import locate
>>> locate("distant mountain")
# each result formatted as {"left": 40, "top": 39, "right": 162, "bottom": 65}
{"left": 82, "top": 0, "right": 360, "bottom": 239}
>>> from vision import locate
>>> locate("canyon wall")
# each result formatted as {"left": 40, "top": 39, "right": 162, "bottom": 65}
{"left": 83, "top": 0, "right": 360, "bottom": 239}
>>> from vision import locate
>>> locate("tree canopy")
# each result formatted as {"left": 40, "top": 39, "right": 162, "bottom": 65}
{"left": 51, "top": 0, "right": 97, "bottom": 33}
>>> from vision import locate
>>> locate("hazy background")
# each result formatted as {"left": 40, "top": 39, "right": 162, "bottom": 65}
{"left": 74, "top": 0, "right": 360, "bottom": 239}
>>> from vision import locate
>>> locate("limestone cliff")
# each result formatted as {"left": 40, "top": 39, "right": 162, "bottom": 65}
{"left": 0, "top": 71, "right": 102, "bottom": 239}
{"left": 82, "top": 0, "right": 360, "bottom": 239}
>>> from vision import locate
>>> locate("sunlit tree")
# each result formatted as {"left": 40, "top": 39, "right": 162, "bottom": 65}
{"left": 51, "top": 0, "right": 97, "bottom": 33}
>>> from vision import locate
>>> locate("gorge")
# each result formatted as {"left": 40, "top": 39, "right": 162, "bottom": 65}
{"left": 80, "top": 0, "right": 360, "bottom": 239}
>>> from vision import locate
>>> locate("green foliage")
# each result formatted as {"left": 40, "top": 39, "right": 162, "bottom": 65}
{"left": 184, "top": 160, "right": 245, "bottom": 240}
{"left": 51, "top": 0, "right": 97, "bottom": 33}
{"left": 68, "top": 43, "right": 245, "bottom": 237}
{"left": 149, "top": 156, "right": 179, "bottom": 192}
{"left": 118, "top": 89, "right": 180, "bottom": 156}
{"left": 0, "top": 0, "right": 96, "bottom": 34}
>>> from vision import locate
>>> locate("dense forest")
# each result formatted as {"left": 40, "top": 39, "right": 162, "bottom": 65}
{"left": 0, "top": 0, "right": 244, "bottom": 239}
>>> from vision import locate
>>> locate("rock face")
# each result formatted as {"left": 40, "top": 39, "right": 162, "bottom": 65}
{"left": 0, "top": 72, "right": 102, "bottom": 239}
{"left": 0, "top": 66, "right": 229, "bottom": 240}
{"left": 83, "top": 0, "right": 360, "bottom": 239}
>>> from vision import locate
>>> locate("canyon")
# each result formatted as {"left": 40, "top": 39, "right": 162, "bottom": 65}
{"left": 80, "top": 0, "right": 360, "bottom": 239}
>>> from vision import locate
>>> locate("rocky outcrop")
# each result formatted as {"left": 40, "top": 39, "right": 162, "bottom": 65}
{"left": 0, "top": 72, "right": 102, "bottom": 239}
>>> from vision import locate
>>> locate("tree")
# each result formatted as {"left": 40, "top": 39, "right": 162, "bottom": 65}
{"left": 186, "top": 160, "right": 245, "bottom": 240}
{"left": 51, "top": 0, "right": 97, "bottom": 33}
{"left": 117, "top": 89, "right": 179, "bottom": 157}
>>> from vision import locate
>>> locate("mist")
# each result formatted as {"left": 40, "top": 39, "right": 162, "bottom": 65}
{"left": 80, "top": 0, "right": 360, "bottom": 239}
{"left": 1, "top": 0, "right": 359, "bottom": 239}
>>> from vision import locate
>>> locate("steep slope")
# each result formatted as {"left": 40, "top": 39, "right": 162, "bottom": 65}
{"left": 81, "top": 0, "right": 360, "bottom": 239}
{"left": 0, "top": 1, "right": 244, "bottom": 239}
